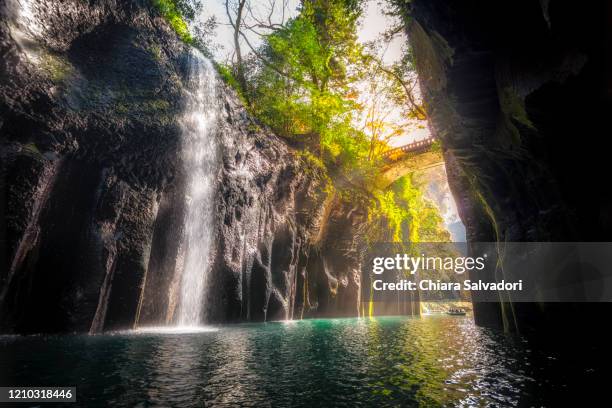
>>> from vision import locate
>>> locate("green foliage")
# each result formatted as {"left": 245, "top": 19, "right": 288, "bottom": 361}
{"left": 146, "top": 99, "right": 171, "bottom": 111}
{"left": 222, "top": 0, "right": 450, "bottom": 245}
{"left": 296, "top": 150, "right": 334, "bottom": 194}
{"left": 148, "top": 44, "right": 163, "bottom": 61}
{"left": 243, "top": 0, "right": 376, "bottom": 181}
{"left": 151, "top": 0, "right": 193, "bottom": 44}
{"left": 369, "top": 175, "right": 450, "bottom": 243}
{"left": 430, "top": 139, "right": 442, "bottom": 152}
{"left": 215, "top": 63, "right": 249, "bottom": 105}
{"left": 151, "top": 0, "right": 217, "bottom": 53}
{"left": 216, "top": 64, "right": 239, "bottom": 91}
{"left": 22, "top": 142, "right": 42, "bottom": 157}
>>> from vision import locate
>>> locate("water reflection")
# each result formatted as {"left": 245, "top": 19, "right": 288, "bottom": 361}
{"left": 203, "top": 324, "right": 264, "bottom": 406}
{"left": 146, "top": 334, "right": 203, "bottom": 406}
{"left": 0, "top": 316, "right": 586, "bottom": 407}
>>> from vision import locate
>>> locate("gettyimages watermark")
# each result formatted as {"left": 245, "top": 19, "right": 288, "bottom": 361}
{"left": 362, "top": 242, "right": 612, "bottom": 302}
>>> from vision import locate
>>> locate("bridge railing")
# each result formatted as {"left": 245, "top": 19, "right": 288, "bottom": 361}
{"left": 381, "top": 137, "right": 436, "bottom": 159}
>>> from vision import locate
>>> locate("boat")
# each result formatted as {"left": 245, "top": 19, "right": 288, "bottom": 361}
{"left": 446, "top": 309, "right": 466, "bottom": 316}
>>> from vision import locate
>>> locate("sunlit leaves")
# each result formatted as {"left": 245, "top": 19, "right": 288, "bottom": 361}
{"left": 369, "top": 175, "right": 450, "bottom": 243}
{"left": 245, "top": 0, "right": 372, "bottom": 180}
{"left": 227, "top": 0, "right": 447, "bottom": 245}
{"left": 152, "top": 0, "right": 194, "bottom": 43}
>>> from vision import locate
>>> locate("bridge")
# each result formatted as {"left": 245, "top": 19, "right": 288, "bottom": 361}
{"left": 376, "top": 137, "right": 445, "bottom": 189}
{"left": 381, "top": 137, "right": 437, "bottom": 159}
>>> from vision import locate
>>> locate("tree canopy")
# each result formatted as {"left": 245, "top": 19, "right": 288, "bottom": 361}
{"left": 155, "top": 0, "right": 451, "bottom": 244}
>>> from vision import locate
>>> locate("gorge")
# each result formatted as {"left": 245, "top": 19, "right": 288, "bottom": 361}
{"left": 1, "top": 0, "right": 610, "bottom": 336}
{"left": 1, "top": 0, "right": 610, "bottom": 405}
{"left": 0, "top": 0, "right": 368, "bottom": 333}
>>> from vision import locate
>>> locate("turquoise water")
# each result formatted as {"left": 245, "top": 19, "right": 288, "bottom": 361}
{"left": 0, "top": 316, "right": 585, "bottom": 407}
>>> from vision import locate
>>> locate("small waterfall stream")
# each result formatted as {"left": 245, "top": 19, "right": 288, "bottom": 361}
{"left": 177, "top": 50, "right": 219, "bottom": 326}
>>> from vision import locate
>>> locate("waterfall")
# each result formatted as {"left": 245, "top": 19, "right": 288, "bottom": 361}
{"left": 7, "top": 0, "right": 45, "bottom": 64}
{"left": 177, "top": 50, "right": 219, "bottom": 326}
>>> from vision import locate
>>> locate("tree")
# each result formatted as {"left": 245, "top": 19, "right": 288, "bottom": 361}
{"left": 374, "top": 0, "right": 427, "bottom": 119}
{"left": 225, "top": 0, "right": 248, "bottom": 101}
{"left": 219, "top": 0, "right": 449, "bottom": 246}
{"left": 243, "top": 0, "right": 370, "bottom": 175}
{"left": 224, "top": 0, "right": 293, "bottom": 102}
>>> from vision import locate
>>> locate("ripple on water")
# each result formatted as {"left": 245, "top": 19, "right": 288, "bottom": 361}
{"left": 0, "top": 316, "right": 591, "bottom": 407}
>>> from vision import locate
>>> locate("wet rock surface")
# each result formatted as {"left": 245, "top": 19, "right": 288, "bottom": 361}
{"left": 0, "top": 0, "right": 365, "bottom": 333}
{"left": 407, "top": 0, "right": 612, "bottom": 331}
{"left": 0, "top": 0, "right": 189, "bottom": 333}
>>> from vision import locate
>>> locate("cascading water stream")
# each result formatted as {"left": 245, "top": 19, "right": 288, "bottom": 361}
{"left": 177, "top": 50, "right": 219, "bottom": 327}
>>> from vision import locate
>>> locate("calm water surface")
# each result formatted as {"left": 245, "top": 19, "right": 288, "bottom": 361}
{"left": 0, "top": 316, "right": 593, "bottom": 407}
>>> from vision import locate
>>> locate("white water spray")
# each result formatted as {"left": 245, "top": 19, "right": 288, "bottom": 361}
{"left": 177, "top": 50, "right": 219, "bottom": 326}
{"left": 7, "top": 0, "right": 45, "bottom": 63}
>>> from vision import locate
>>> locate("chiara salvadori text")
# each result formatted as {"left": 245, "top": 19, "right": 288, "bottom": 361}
{"left": 372, "top": 279, "right": 523, "bottom": 292}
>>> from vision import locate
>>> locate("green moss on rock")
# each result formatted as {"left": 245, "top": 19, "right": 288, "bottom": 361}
{"left": 151, "top": 0, "right": 193, "bottom": 44}
{"left": 40, "top": 53, "right": 73, "bottom": 83}
{"left": 500, "top": 86, "right": 535, "bottom": 130}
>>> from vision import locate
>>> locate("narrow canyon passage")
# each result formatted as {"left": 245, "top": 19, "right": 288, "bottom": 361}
{"left": 1, "top": 0, "right": 610, "bottom": 406}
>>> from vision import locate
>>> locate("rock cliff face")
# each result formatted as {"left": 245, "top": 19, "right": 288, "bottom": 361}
{"left": 406, "top": 0, "right": 612, "bottom": 331}
{"left": 0, "top": 0, "right": 189, "bottom": 334}
{"left": 138, "top": 92, "right": 367, "bottom": 326}
{"left": 0, "top": 0, "right": 365, "bottom": 334}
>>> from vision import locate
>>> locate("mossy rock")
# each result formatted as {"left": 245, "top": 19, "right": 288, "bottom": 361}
{"left": 40, "top": 53, "right": 73, "bottom": 83}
